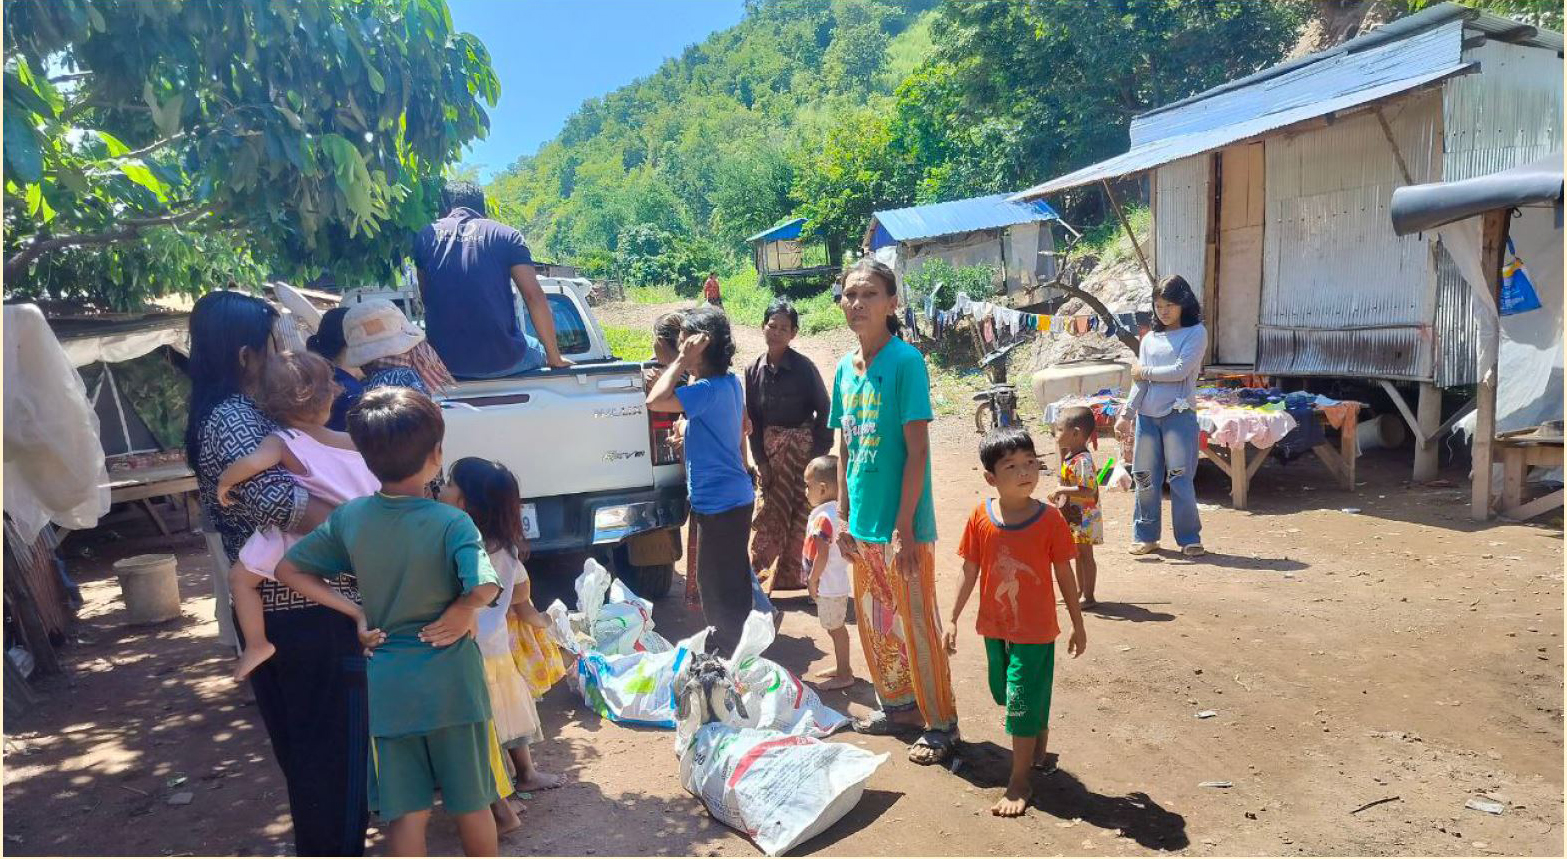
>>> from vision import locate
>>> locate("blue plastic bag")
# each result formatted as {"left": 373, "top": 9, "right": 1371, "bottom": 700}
{"left": 1500, "top": 238, "right": 1541, "bottom": 316}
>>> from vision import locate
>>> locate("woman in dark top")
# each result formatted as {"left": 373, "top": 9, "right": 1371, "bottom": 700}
{"left": 184, "top": 291, "right": 368, "bottom": 856}
{"left": 745, "top": 298, "right": 832, "bottom": 591}
{"left": 305, "top": 307, "right": 364, "bottom": 432}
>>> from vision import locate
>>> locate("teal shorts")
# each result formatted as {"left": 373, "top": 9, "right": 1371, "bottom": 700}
{"left": 372, "top": 722, "right": 500, "bottom": 821}
{"left": 985, "top": 639, "right": 1056, "bottom": 737}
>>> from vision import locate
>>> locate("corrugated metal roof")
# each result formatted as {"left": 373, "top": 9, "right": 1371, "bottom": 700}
{"left": 1013, "top": 17, "right": 1471, "bottom": 199}
{"left": 865, "top": 194, "right": 1058, "bottom": 249}
{"left": 746, "top": 218, "right": 805, "bottom": 243}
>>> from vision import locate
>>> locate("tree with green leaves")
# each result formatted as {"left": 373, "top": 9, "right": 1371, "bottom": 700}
{"left": 3, "top": 0, "right": 498, "bottom": 308}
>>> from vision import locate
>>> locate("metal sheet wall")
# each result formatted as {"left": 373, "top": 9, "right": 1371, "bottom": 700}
{"left": 1257, "top": 90, "right": 1444, "bottom": 379}
{"left": 1153, "top": 155, "right": 1211, "bottom": 296}
{"left": 1433, "top": 40, "right": 1564, "bottom": 386}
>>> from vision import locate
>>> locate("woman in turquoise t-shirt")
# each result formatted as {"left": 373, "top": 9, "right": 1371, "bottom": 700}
{"left": 829, "top": 258, "right": 959, "bottom": 766}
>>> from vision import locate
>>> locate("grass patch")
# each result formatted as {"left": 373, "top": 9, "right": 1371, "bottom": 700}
{"left": 624, "top": 264, "right": 847, "bottom": 336}
{"left": 626, "top": 283, "right": 682, "bottom": 305}
{"left": 601, "top": 325, "right": 653, "bottom": 362}
{"left": 1068, "top": 204, "right": 1150, "bottom": 268}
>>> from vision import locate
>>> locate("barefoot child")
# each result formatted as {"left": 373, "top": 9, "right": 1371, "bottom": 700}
{"left": 276, "top": 388, "right": 503, "bottom": 857}
{"left": 1050, "top": 406, "right": 1103, "bottom": 609}
{"left": 216, "top": 351, "right": 380, "bottom": 681}
{"left": 945, "top": 426, "right": 1087, "bottom": 818}
{"left": 801, "top": 455, "right": 855, "bottom": 691}
{"left": 439, "top": 457, "right": 565, "bottom": 835}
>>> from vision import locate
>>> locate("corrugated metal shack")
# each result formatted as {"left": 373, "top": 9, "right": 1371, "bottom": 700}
{"left": 748, "top": 218, "right": 839, "bottom": 287}
{"left": 864, "top": 193, "right": 1061, "bottom": 301}
{"left": 1013, "top": 2, "right": 1562, "bottom": 479}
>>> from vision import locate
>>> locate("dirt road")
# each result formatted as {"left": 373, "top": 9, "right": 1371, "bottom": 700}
{"left": 5, "top": 303, "right": 1561, "bottom": 856}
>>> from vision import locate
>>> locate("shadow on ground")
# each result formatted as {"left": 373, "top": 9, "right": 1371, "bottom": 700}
{"left": 952, "top": 740, "right": 1189, "bottom": 852}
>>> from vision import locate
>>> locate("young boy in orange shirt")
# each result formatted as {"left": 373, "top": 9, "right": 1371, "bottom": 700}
{"left": 945, "top": 426, "right": 1087, "bottom": 817}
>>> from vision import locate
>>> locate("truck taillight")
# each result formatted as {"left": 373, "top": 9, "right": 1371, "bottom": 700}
{"left": 649, "top": 410, "right": 680, "bottom": 466}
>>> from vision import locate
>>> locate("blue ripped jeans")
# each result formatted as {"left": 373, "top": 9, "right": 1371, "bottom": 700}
{"left": 1132, "top": 409, "right": 1203, "bottom": 547}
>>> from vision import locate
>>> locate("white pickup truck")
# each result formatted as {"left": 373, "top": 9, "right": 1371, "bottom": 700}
{"left": 435, "top": 277, "right": 686, "bottom": 598}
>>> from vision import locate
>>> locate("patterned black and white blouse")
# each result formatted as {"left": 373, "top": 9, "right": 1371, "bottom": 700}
{"left": 195, "top": 395, "right": 358, "bottom": 612}
{"left": 363, "top": 367, "right": 427, "bottom": 395}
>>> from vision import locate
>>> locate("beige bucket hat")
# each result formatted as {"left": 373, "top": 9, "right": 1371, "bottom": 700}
{"left": 343, "top": 299, "right": 424, "bottom": 367}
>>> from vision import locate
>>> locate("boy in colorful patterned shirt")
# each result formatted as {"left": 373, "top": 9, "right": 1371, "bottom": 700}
{"left": 946, "top": 426, "right": 1087, "bottom": 818}
{"left": 1051, "top": 406, "right": 1103, "bottom": 609}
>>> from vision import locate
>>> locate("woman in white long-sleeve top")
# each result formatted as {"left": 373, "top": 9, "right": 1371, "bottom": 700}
{"left": 1113, "top": 276, "right": 1208, "bottom": 557}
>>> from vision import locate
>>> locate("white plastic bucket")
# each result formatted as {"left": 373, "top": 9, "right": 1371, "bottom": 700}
{"left": 113, "top": 554, "right": 182, "bottom": 624}
{"left": 1355, "top": 413, "right": 1407, "bottom": 451}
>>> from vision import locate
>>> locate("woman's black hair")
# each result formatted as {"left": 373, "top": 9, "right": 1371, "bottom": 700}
{"left": 764, "top": 297, "right": 798, "bottom": 331}
{"left": 653, "top": 311, "right": 684, "bottom": 355}
{"left": 306, "top": 306, "right": 351, "bottom": 363}
{"left": 1153, "top": 274, "right": 1202, "bottom": 331}
{"left": 184, "top": 289, "right": 278, "bottom": 469}
{"left": 680, "top": 305, "right": 737, "bottom": 374}
{"left": 447, "top": 457, "right": 528, "bottom": 560}
{"left": 839, "top": 257, "right": 902, "bottom": 336}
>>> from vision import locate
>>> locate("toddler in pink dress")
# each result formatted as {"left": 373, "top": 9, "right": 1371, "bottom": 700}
{"left": 218, "top": 351, "right": 381, "bottom": 681}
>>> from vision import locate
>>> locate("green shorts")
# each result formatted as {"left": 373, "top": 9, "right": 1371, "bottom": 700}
{"left": 985, "top": 639, "right": 1056, "bottom": 737}
{"left": 372, "top": 722, "right": 501, "bottom": 821}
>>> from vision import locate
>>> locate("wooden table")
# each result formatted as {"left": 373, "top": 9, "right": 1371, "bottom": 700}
{"left": 106, "top": 461, "right": 199, "bottom": 535}
{"left": 1198, "top": 404, "right": 1362, "bottom": 511}
{"left": 1494, "top": 429, "right": 1564, "bottom": 521}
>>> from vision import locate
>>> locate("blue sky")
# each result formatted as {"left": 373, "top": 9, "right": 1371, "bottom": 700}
{"left": 449, "top": 0, "right": 748, "bottom": 179}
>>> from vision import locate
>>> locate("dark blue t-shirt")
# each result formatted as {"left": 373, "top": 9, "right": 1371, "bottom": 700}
{"left": 326, "top": 366, "right": 364, "bottom": 432}
{"left": 674, "top": 374, "right": 754, "bottom": 515}
{"left": 412, "top": 207, "right": 536, "bottom": 378}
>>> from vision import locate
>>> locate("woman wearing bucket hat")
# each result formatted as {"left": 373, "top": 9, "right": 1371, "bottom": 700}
{"left": 342, "top": 299, "right": 455, "bottom": 396}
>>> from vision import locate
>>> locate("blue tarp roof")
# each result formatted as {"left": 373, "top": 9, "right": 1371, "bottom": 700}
{"left": 1011, "top": 2, "right": 1564, "bottom": 199}
{"left": 746, "top": 217, "right": 806, "bottom": 243}
{"left": 865, "top": 194, "right": 1059, "bottom": 250}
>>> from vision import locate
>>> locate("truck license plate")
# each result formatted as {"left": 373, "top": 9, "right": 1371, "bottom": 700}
{"left": 521, "top": 503, "right": 540, "bottom": 540}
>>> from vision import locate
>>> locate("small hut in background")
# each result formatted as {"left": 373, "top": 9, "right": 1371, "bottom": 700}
{"left": 864, "top": 193, "right": 1062, "bottom": 301}
{"left": 1012, "top": 2, "right": 1562, "bottom": 484}
{"left": 748, "top": 218, "right": 839, "bottom": 288}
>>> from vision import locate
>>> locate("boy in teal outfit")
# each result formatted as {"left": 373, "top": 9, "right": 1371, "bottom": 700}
{"left": 276, "top": 387, "right": 502, "bottom": 857}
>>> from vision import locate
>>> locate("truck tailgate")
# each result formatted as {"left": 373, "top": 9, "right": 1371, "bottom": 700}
{"left": 438, "top": 364, "right": 654, "bottom": 497}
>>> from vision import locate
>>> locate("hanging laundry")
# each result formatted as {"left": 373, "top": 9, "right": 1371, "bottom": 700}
{"left": 980, "top": 316, "right": 996, "bottom": 347}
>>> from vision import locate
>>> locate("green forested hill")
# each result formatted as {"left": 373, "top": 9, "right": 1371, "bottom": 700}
{"left": 483, "top": 0, "right": 1550, "bottom": 294}
{"left": 487, "top": 0, "right": 942, "bottom": 286}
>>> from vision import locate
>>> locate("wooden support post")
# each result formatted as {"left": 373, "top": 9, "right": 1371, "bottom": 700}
{"left": 1341, "top": 412, "right": 1358, "bottom": 491}
{"left": 1102, "top": 180, "right": 1156, "bottom": 288}
{"left": 1230, "top": 443, "right": 1249, "bottom": 510}
{"left": 1472, "top": 208, "right": 1509, "bottom": 521}
{"left": 1414, "top": 382, "right": 1441, "bottom": 482}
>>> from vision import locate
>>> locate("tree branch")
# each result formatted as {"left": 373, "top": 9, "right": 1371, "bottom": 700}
{"left": 4, "top": 206, "right": 217, "bottom": 282}
{"left": 1047, "top": 279, "right": 1141, "bottom": 352}
{"left": 112, "top": 132, "right": 188, "bottom": 162}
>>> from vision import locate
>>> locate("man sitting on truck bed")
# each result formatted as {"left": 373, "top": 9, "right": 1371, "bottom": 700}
{"left": 413, "top": 181, "right": 572, "bottom": 379}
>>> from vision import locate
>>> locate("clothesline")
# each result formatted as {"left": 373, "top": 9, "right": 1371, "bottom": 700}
{"left": 907, "top": 289, "right": 1149, "bottom": 344}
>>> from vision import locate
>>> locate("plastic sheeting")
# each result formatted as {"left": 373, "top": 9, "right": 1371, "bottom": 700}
{"left": 59, "top": 321, "right": 188, "bottom": 368}
{"left": 4, "top": 305, "right": 112, "bottom": 540}
{"left": 1448, "top": 204, "right": 1564, "bottom": 443}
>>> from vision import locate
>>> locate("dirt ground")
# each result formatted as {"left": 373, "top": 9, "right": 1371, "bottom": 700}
{"left": 5, "top": 301, "right": 1562, "bottom": 857}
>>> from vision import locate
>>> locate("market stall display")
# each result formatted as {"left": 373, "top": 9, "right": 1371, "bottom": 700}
{"left": 1043, "top": 387, "right": 1364, "bottom": 510}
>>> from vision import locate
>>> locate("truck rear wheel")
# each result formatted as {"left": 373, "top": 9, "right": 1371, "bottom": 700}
{"left": 619, "top": 560, "right": 674, "bottom": 600}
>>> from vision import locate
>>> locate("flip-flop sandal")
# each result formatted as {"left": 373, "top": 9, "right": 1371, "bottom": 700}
{"left": 1033, "top": 753, "right": 1059, "bottom": 774}
{"left": 851, "top": 710, "right": 902, "bottom": 736}
{"left": 909, "top": 730, "right": 956, "bottom": 766}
